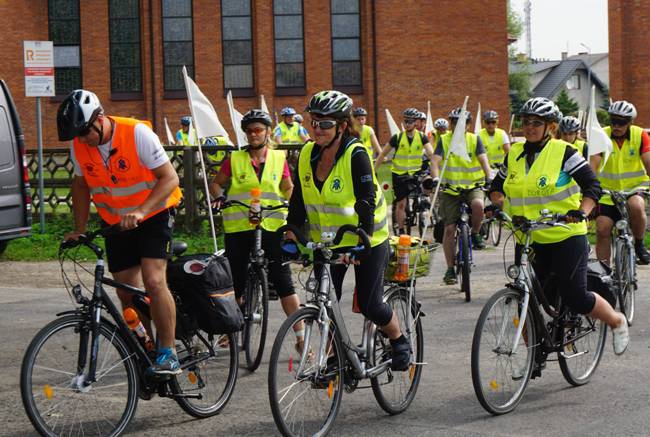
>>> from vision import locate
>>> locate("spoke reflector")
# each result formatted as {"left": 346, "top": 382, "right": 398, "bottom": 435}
{"left": 43, "top": 384, "right": 53, "bottom": 400}
{"left": 188, "top": 371, "right": 197, "bottom": 384}
{"left": 288, "top": 356, "right": 293, "bottom": 373}
{"left": 489, "top": 379, "right": 499, "bottom": 391}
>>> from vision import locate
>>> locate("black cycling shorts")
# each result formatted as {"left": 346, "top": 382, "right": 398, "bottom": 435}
{"left": 392, "top": 173, "right": 416, "bottom": 202}
{"left": 596, "top": 203, "right": 622, "bottom": 223}
{"left": 104, "top": 208, "right": 174, "bottom": 273}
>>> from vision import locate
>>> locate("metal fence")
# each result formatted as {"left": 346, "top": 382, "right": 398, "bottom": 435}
{"left": 26, "top": 144, "right": 302, "bottom": 232}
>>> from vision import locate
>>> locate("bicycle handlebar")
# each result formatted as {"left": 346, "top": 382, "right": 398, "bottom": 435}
{"left": 59, "top": 224, "right": 123, "bottom": 252}
{"left": 496, "top": 211, "right": 570, "bottom": 232}
{"left": 215, "top": 199, "right": 289, "bottom": 212}
{"left": 277, "top": 223, "right": 372, "bottom": 260}
{"left": 439, "top": 182, "right": 488, "bottom": 194}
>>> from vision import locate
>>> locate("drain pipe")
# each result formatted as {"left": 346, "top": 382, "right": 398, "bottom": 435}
{"left": 371, "top": 0, "right": 379, "bottom": 130}
{"left": 148, "top": 0, "right": 157, "bottom": 131}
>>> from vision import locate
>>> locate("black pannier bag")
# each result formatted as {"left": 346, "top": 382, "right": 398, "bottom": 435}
{"left": 586, "top": 259, "right": 617, "bottom": 308}
{"left": 167, "top": 254, "right": 244, "bottom": 334}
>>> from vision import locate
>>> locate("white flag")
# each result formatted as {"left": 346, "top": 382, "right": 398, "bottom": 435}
{"left": 425, "top": 101, "right": 434, "bottom": 136}
{"left": 474, "top": 102, "right": 482, "bottom": 135}
{"left": 182, "top": 66, "right": 230, "bottom": 141}
{"left": 260, "top": 95, "right": 270, "bottom": 114}
{"left": 587, "top": 85, "right": 613, "bottom": 169}
{"left": 187, "top": 119, "right": 198, "bottom": 146}
{"left": 164, "top": 117, "right": 175, "bottom": 145}
{"left": 385, "top": 109, "right": 400, "bottom": 137}
{"left": 450, "top": 96, "right": 471, "bottom": 162}
{"left": 226, "top": 90, "right": 247, "bottom": 149}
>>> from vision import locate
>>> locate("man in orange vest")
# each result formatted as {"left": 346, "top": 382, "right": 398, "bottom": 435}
{"left": 57, "top": 89, "right": 183, "bottom": 377}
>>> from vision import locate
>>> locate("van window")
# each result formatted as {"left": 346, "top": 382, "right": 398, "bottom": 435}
{"left": 0, "top": 107, "right": 16, "bottom": 171}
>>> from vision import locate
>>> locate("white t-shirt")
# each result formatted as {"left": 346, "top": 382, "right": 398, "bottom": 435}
{"left": 71, "top": 123, "right": 169, "bottom": 177}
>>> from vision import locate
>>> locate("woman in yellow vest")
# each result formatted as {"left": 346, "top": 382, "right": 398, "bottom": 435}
{"left": 558, "top": 116, "right": 588, "bottom": 158}
{"left": 286, "top": 90, "right": 411, "bottom": 370}
{"left": 487, "top": 97, "right": 629, "bottom": 356}
{"left": 210, "top": 110, "right": 303, "bottom": 347}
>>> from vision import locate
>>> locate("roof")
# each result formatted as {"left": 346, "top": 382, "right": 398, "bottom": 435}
{"left": 509, "top": 60, "right": 559, "bottom": 75}
{"left": 566, "top": 52, "right": 608, "bottom": 67}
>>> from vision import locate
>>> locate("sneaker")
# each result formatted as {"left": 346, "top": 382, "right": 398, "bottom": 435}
{"left": 472, "top": 233, "right": 486, "bottom": 250}
{"left": 612, "top": 313, "right": 629, "bottom": 355}
{"left": 634, "top": 240, "right": 650, "bottom": 265}
{"left": 389, "top": 335, "right": 411, "bottom": 371}
{"left": 147, "top": 348, "right": 182, "bottom": 377}
{"left": 443, "top": 267, "right": 457, "bottom": 285}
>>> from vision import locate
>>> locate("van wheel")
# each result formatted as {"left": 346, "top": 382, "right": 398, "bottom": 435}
{"left": 0, "top": 241, "right": 7, "bottom": 256}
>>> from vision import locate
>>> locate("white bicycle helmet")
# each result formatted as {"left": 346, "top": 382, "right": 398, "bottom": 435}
{"left": 519, "top": 97, "right": 559, "bottom": 121}
{"left": 434, "top": 118, "right": 449, "bottom": 130}
{"left": 57, "top": 89, "right": 103, "bottom": 141}
{"left": 608, "top": 100, "right": 637, "bottom": 119}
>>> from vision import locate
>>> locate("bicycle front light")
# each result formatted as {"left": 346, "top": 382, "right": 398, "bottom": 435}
{"left": 460, "top": 212, "right": 470, "bottom": 222}
{"left": 507, "top": 264, "right": 520, "bottom": 280}
{"left": 615, "top": 219, "right": 628, "bottom": 231}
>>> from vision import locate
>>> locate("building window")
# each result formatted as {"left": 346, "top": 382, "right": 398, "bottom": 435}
{"left": 566, "top": 74, "right": 581, "bottom": 90}
{"left": 221, "top": 0, "right": 254, "bottom": 94}
{"left": 48, "top": 0, "right": 82, "bottom": 96}
{"left": 109, "top": 0, "right": 142, "bottom": 96}
{"left": 162, "top": 0, "right": 194, "bottom": 93}
{"left": 273, "top": 0, "right": 305, "bottom": 92}
{"left": 331, "top": 0, "right": 361, "bottom": 90}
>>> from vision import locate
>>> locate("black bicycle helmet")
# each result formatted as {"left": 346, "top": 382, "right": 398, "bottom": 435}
{"left": 56, "top": 89, "right": 103, "bottom": 141}
{"left": 241, "top": 109, "right": 272, "bottom": 131}
{"left": 352, "top": 107, "right": 368, "bottom": 117}
{"left": 448, "top": 107, "right": 472, "bottom": 121}
{"left": 559, "top": 116, "right": 581, "bottom": 133}
{"left": 608, "top": 100, "right": 637, "bottom": 120}
{"left": 306, "top": 90, "right": 353, "bottom": 120}
{"left": 483, "top": 110, "right": 499, "bottom": 121}
{"left": 402, "top": 108, "right": 420, "bottom": 119}
{"left": 519, "top": 97, "right": 559, "bottom": 121}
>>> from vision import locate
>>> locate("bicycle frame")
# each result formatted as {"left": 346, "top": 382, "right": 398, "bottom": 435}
{"left": 456, "top": 199, "right": 473, "bottom": 265}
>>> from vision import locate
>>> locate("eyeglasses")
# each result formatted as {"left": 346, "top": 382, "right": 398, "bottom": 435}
{"left": 311, "top": 119, "right": 337, "bottom": 130}
{"left": 403, "top": 119, "right": 416, "bottom": 125}
{"left": 245, "top": 126, "right": 266, "bottom": 135}
{"left": 610, "top": 118, "right": 630, "bottom": 127}
{"left": 485, "top": 120, "right": 497, "bottom": 125}
{"left": 522, "top": 119, "right": 545, "bottom": 127}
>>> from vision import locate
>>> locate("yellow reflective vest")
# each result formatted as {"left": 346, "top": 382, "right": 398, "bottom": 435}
{"left": 440, "top": 131, "right": 484, "bottom": 195}
{"left": 359, "top": 125, "right": 375, "bottom": 158}
{"left": 277, "top": 121, "right": 302, "bottom": 144}
{"left": 479, "top": 127, "right": 508, "bottom": 166}
{"left": 391, "top": 131, "right": 424, "bottom": 175}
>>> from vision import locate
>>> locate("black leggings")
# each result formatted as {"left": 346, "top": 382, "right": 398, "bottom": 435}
{"left": 527, "top": 235, "right": 596, "bottom": 315}
{"left": 224, "top": 230, "right": 295, "bottom": 300}
{"left": 318, "top": 240, "right": 393, "bottom": 327}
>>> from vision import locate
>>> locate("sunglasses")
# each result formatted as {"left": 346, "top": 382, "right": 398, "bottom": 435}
{"left": 610, "top": 118, "right": 630, "bottom": 127}
{"left": 522, "top": 119, "right": 545, "bottom": 127}
{"left": 245, "top": 126, "right": 266, "bottom": 135}
{"left": 311, "top": 119, "right": 337, "bottom": 130}
{"left": 485, "top": 120, "right": 497, "bottom": 125}
{"left": 403, "top": 119, "right": 416, "bottom": 125}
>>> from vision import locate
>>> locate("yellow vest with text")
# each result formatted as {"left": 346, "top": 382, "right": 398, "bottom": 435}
{"left": 440, "top": 131, "right": 484, "bottom": 195}
{"left": 479, "top": 127, "right": 508, "bottom": 166}
{"left": 504, "top": 140, "right": 587, "bottom": 244}
{"left": 277, "top": 121, "right": 302, "bottom": 144}
{"left": 391, "top": 131, "right": 424, "bottom": 175}
{"left": 298, "top": 140, "right": 388, "bottom": 249}
{"left": 598, "top": 125, "right": 649, "bottom": 205}
{"left": 223, "top": 149, "right": 287, "bottom": 233}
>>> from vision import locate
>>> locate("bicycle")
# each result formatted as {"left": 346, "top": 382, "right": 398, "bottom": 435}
{"left": 21, "top": 227, "right": 239, "bottom": 436}
{"left": 602, "top": 188, "right": 650, "bottom": 326}
{"left": 216, "top": 199, "right": 288, "bottom": 371}
{"left": 390, "top": 170, "right": 432, "bottom": 237}
{"left": 481, "top": 215, "right": 503, "bottom": 246}
{"left": 440, "top": 183, "right": 486, "bottom": 302}
{"left": 268, "top": 224, "right": 424, "bottom": 436}
{"left": 471, "top": 211, "right": 608, "bottom": 415}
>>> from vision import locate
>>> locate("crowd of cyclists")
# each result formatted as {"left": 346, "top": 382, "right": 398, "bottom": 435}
{"left": 47, "top": 86, "right": 650, "bottom": 433}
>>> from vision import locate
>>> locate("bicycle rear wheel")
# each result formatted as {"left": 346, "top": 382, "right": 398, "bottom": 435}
{"left": 458, "top": 225, "right": 472, "bottom": 302}
{"left": 21, "top": 315, "right": 138, "bottom": 436}
{"left": 558, "top": 313, "right": 607, "bottom": 386}
{"left": 171, "top": 330, "right": 239, "bottom": 417}
{"left": 471, "top": 288, "right": 535, "bottom": 415}
{"left": 243, "top": 265, "right": 269, "bottom": 371}
{"left": 615, "top": 239, "right": 635, "bottom": 325}
{"left": 268, "top": 307, "right": 344, "bottom": 437}
{"left": 371, "top": 286, "right": 424, "bottom": 414}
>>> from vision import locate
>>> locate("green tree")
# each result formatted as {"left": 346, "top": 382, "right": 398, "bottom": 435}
{"left": 507, "top": 1, "right": 523, "bottom": 38}
{"left": 555, "top": 89, "right": 579, "bottom": 116}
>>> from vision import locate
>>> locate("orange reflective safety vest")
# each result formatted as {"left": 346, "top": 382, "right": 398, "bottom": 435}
{"left": 73, "top": 116, "right": 182, "bottom": 225}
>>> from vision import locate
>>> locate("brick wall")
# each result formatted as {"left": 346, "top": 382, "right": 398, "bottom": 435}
{"left": 0, "top": 0, "right": 509, "bottom": 150}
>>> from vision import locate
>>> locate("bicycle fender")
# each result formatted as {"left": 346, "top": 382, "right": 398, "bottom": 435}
{"left": 505, "top": 282, "right": 526, "bottom": 293}
{"left": 55, "top": 309, "right": 86, "bottom": 317}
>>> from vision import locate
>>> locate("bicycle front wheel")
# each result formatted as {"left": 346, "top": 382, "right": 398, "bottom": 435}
{"left": 243, "top": 265, "right": 269, "bottom": 371}
{"left": 371, "top": 286, "right": 424, "bottom": 414}
{"left": 171, "top": 330, "right": 239, "bottom": 417}
{"left": 458, "top": 225, "right": 472, "bottom": 302}
{"left": 471, "top": 288, "right": 535, "bottom": 415}
{"left": 615, "top": 239, "right": 635, "bottom": 325}
{"left": 490, "top": 220, "right": 502, "bottom": 246}
{"left": 558, "top": 313, "right": 607, "bottom": 386}
{"left": 21, "top": 315, "right": 138, "bottom": 436}
{"left": 268, "top": 307, "right": 344, "bottom": 437}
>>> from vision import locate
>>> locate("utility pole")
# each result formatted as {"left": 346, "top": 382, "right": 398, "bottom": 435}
{"left": 525, "top": 0, "right": 532, "bottom": 59}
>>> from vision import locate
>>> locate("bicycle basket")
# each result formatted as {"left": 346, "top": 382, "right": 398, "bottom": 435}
{"left": 384, "top": 236, "right": 438, "bottom": 282}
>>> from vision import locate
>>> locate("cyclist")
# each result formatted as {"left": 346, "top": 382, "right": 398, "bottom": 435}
{"left": 431, "top": 118, "right": 449, "bottom": 147}
{"left": 273, "top": 106, "right": 309, "bottom": 145}
{"left": 57, "top": 89, "right": 184, "bottom": 375}
{"left": 487, "top": 96, "right": 629, "bottom": 355}
{"left": 592, "top": 100, "right": 650, "bottom": 265}
{"left": 286, "top": 90, "right": 411, "bottom": 370}
{"left": 416, "top": 111, "right": 427, "bottom": 134}
{"left": 432, "top": 108, "right": 491, "bottom": 284}
{"left": 558, "top": 116, "right": 588, "bottom": 158}
{"left": 203, "top": 135, "right": 230, "bottom": 174}
{"left": 353, "top": 107, "right": 382, "bottom": 159}
{"left": 176, "top": 115, "right": 193, "bottom": 145}
{"left": 375, "top": 107, "right": 436, "bottom": 235}
{"left": 209, "top": 110, "right": 303, "bottom": 347}
{"left": 478, "top": 110, "right": 510, "bottom": 169}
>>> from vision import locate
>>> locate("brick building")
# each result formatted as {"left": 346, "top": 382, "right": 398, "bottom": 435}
{"left": 609, "top": 0, "right": 650, "bottom": 127}
{"left": 0, "top": 0, "right": 509, "bottom": 150}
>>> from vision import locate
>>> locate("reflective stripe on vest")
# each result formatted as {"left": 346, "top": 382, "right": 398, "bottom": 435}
{"left": 440, "top": 131, "right": 484, "bottom": 194}
{"left": 299, "top": 140, "right": 388, "bottom": 249}
{"left": 278, "top": 121, "right": 302, "bottom": 143}
{"left": 391, "top": 131, "right": 423, "bottom": 175}
{"left": 503, "top": 139, "right": 586, "bottom": 244}
{"left": 74, "top": 116, "right": 182, "bottom": 225}
{"left": 223, "top": 149, "right": 287, "bottom": 233}
{"left": 479, "top": 128, "right": 507, "bottom": 165}
{"left": 598, "top": 125, "right": 648, "bottom": 205}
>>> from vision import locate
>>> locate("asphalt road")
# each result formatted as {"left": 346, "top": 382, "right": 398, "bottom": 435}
{"left": 2, "top": 240, "right": 649, "bottom": 436}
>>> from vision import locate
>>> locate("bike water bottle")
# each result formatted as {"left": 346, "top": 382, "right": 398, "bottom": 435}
{"left": 123, "top": 308, "right": 154, "bottom": 351}
{"left": 249, "top": 187, "right": 262, "bottom": 225}
{"left": 394, "top": 234, "right": 412, "bottom": 282}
